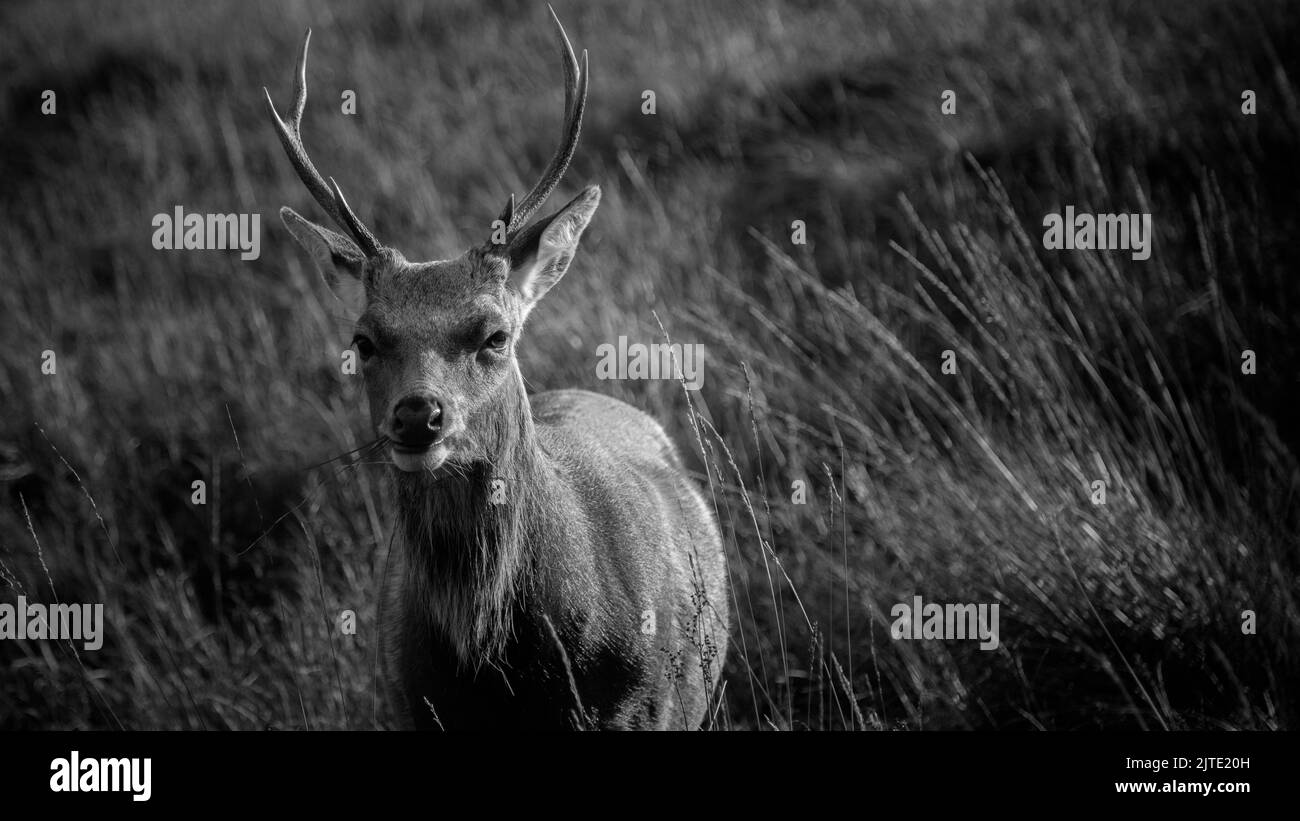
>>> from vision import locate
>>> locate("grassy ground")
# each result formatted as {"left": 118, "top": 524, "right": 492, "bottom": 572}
{"left": 1, "top": 0, "right": 1297, "bottom": 730}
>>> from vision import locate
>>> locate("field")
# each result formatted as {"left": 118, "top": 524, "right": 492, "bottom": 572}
{"left": 1, "top": 0, "right": 1297, "bottom": 730}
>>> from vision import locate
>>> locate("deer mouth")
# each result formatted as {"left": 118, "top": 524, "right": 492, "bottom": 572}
{"left": 389, "top": 440, "right": 442, "bottom": 454}
{"left": 387, "top": 438, "right": 450, "bottom": 473}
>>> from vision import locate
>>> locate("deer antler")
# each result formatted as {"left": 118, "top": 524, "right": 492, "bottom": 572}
{"left": 499, "top": 7, "right": 589, "bottom": 237}
{"left": 264, "top": 29, "right": 383, "bottom": 257}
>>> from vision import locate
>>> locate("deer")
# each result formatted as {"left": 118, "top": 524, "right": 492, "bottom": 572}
{"left": 264, "top": 10, "right": 730, "bottom": 730}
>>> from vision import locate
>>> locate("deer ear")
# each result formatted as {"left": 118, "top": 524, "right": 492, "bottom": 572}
{"left": 280, "top": 207, "right": 367, "bottom": 308}
{"left": 506, "top": 186, "right": 600, "bottom": 305}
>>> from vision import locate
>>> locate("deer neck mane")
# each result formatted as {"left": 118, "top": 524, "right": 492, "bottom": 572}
{"left": 392, "top": 367, "right": 552, "bottom": 667}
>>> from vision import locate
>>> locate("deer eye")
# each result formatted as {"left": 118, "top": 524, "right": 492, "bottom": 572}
{"left": 352, "top": 335, "right": 376, "bottom": 360}
{"left": 484, "top": 330, "right": 510, "bottom": 350}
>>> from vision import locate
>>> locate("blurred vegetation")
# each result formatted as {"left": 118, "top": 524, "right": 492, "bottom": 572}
{"left": 0, "top": 0, "right": 1296, "bottom": 729}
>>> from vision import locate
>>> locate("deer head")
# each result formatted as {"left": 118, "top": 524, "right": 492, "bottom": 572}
{"left": 266, "top": 10, "right": 600, "bottom": 476}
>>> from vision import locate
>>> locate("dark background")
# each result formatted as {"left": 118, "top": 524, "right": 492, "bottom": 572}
{"left": 0, "top": 0, "right": 1297, "bottom": 730}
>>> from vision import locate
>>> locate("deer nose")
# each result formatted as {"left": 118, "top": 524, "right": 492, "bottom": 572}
{"left": 390, "top": 393, "right": 443, "bottom": 447}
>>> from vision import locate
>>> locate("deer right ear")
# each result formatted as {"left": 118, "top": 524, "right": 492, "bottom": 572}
{"left": 280, "top": 207, "right": 367, "bottom": 306}
{"left": 505, "top": 186, "right": 601, "bottom": 308}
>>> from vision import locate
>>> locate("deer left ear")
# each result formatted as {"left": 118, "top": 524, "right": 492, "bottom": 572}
{"left": 506, "top": 185, "right": 600, "bottom": 305}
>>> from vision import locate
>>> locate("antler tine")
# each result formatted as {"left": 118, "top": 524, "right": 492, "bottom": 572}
{"left": 328, "top": 177, "right": 381, "bottom": 256}
{"left": 495, "top": 193, "right": 516, "bottom": 229}
{"left": 264, "top": 29, "right": 382, "bottom": 257}
{"left": 505, "top": 8, "right": 589, "bottom": 234}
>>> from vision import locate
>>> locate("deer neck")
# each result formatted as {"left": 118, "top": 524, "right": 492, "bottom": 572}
{"left": 391, "top": 366, "right": 551, "bottom": 666}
